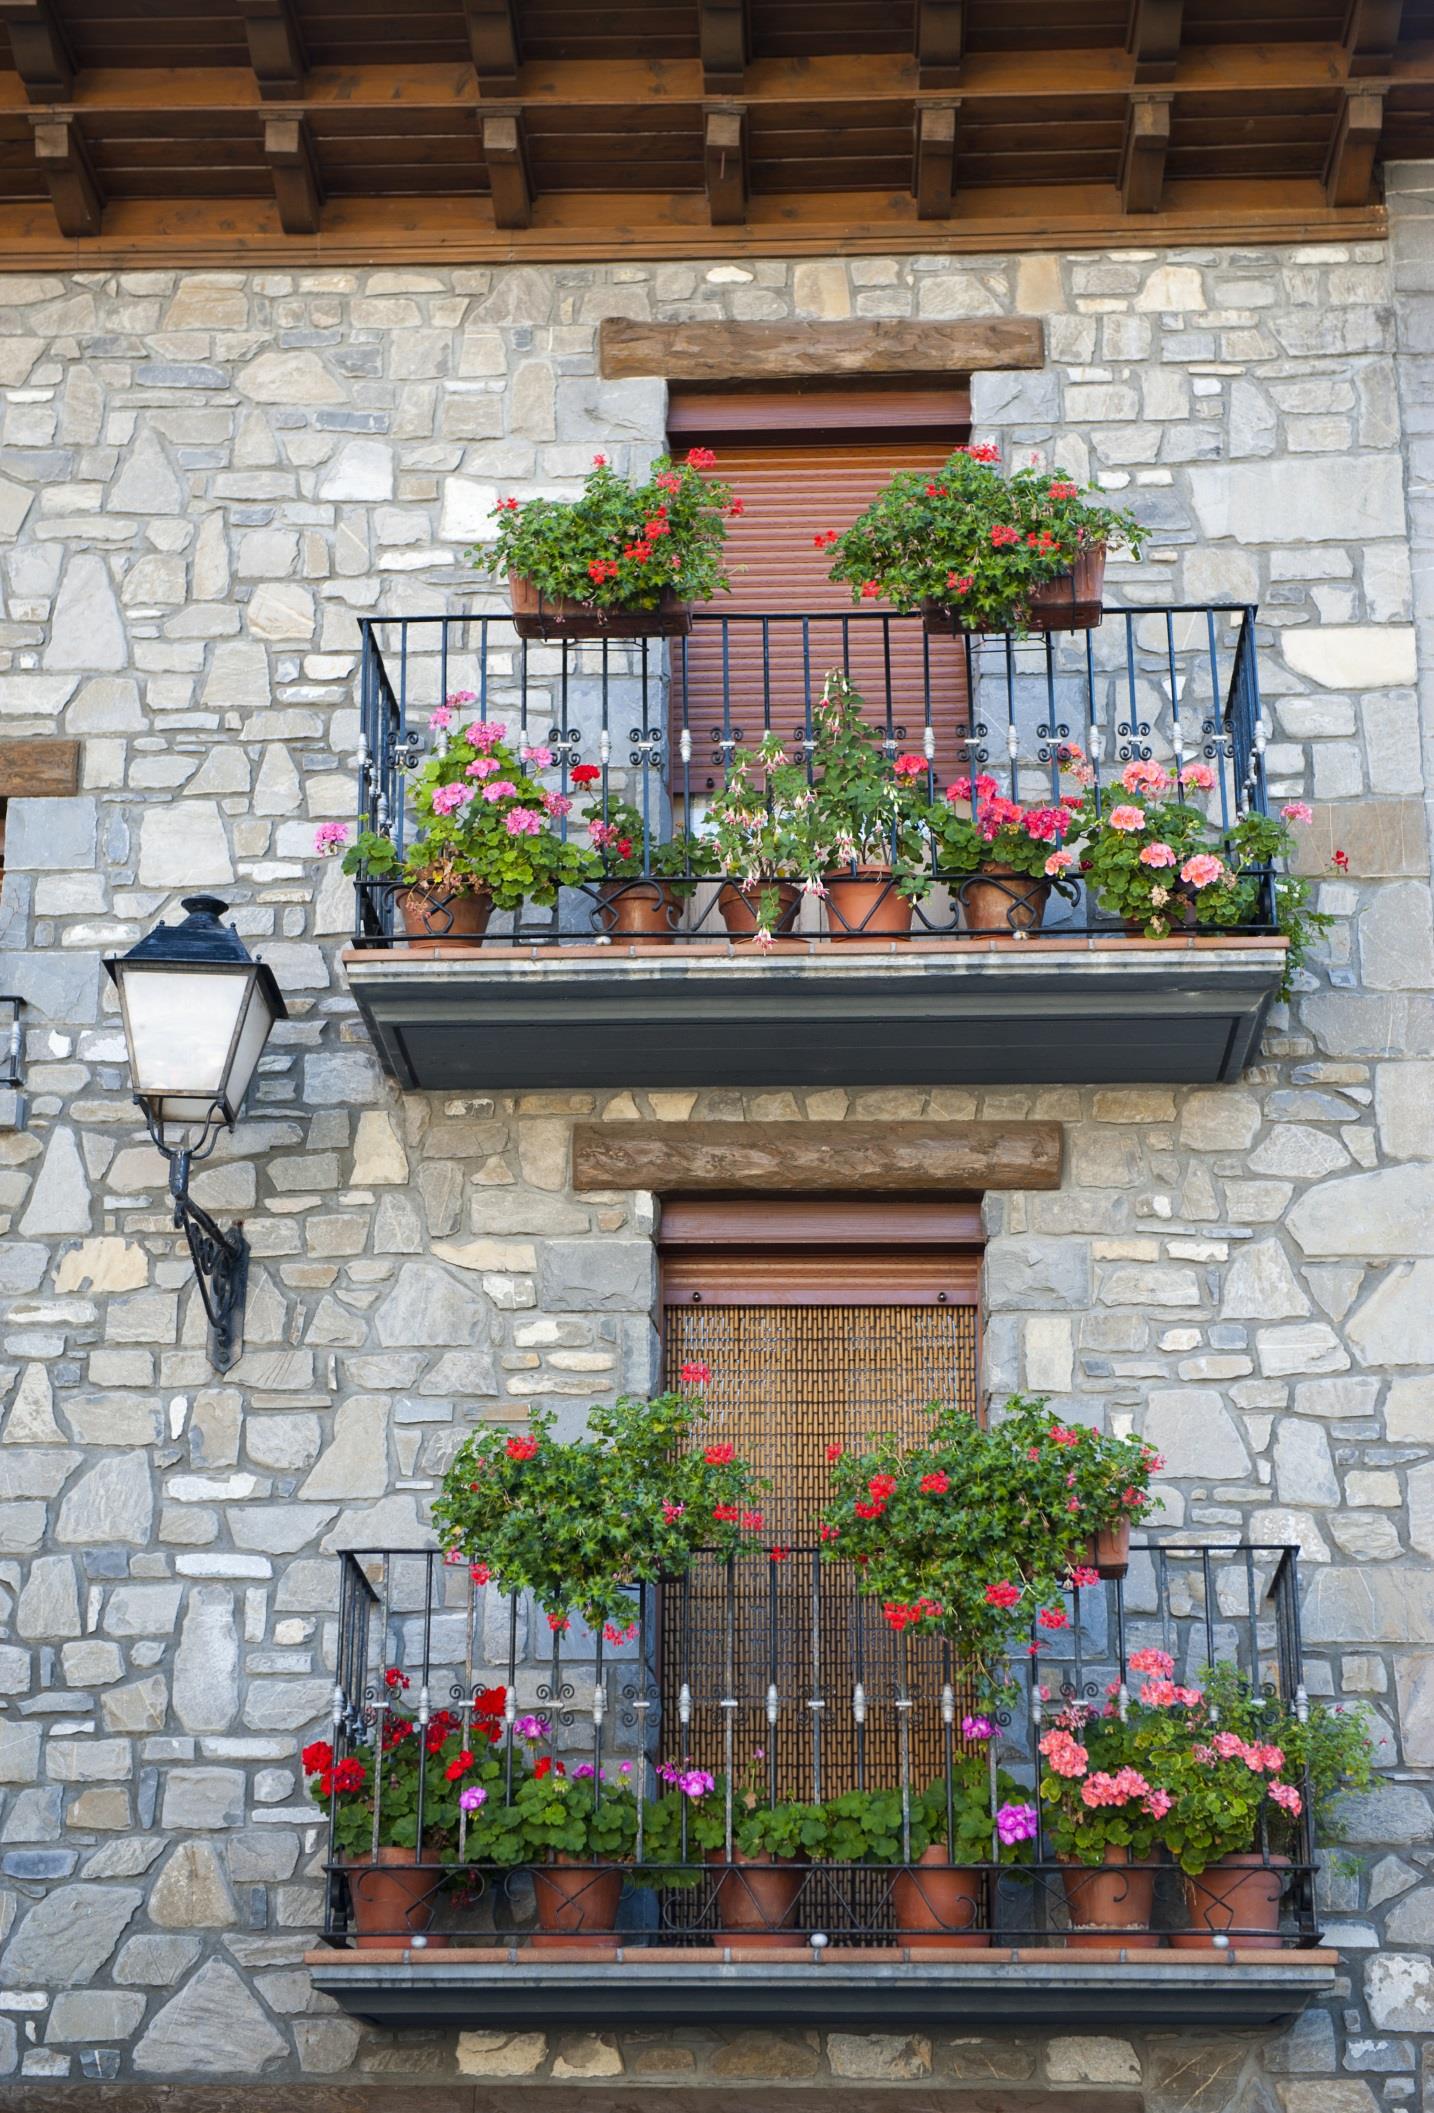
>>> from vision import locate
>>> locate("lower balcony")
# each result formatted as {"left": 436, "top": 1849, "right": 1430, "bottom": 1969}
{"left": 304, "top": 1541, "right": 1339, "bottom": 2034}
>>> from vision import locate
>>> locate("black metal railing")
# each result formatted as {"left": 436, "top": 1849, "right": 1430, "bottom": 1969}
{"left": 318, "top": 1539, "right": 1320, "bottom": 1953}
{"left": 350, "top": 605, "right": 1277, "bottom": 946}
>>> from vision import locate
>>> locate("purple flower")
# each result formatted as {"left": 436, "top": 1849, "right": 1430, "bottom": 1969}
{"left": 314, "top": 822, "right": 348, "bottom": 856}
{"left": 678, "top": 1769, "right": 715, "bottom": 1800}
{"left": 996, "top": 1802, "right": 1038, "bottom": 1846}
{"left": 459, "top": 1784, "right": 487, "bottom": 1813}
{"left": 514, "top": 1714, "right": 551, "bottom": 1743}
{"left": 962, "top": 1714, "right": 997, "bottom": 1742}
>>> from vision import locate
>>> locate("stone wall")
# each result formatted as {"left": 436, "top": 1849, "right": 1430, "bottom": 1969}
{"left": 0, "top": 209, "right": 1431, "bottom": 2110}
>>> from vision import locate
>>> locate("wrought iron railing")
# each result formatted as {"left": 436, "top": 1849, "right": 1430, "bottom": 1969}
{"left": 350, "top": 605, "right": 1278, "bottom": 946}
{"left": 318, "top": 1540, "right": 1320, "bottom": 1952}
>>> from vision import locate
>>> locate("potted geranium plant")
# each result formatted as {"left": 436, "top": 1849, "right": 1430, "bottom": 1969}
{"left": 472, "top": 1753, "right": 641, "bottom": 1949}
{"left": 433, "top": 1377, "right": 767, "bottom": 1634}
{"left": 581, "top": 790, "right": 716, "bottom": 947}
{"left": 824, "top": 446, "right": 1147, "bottom": 635}
{"left": 475, "top": 449, "right": 741, "bottom": 640}
{"left": 639, "top": 1756, "right": 827, "bottom": 1948}
{"left": 806, "top": 670, "right": 929, "bottom": 941}
{"left": 1037, "top": 1687, "right": 1175, "bottom": 1948}
{"left": 925, "top": 773, "right": 1083, "bottom": 938}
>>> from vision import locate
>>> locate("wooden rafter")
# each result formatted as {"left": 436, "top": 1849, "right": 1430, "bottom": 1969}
{"left": 464, "top": 0, "right": 521, "bottom": 95}
{"left": 0, "top": 0, "right": 73, "bottom": 103}
{"left": 704, "top": 106, "right": 746, "bottom": 225}
{"left": 264, "top": 113, "right": 321, "bottom": 235}
{"left": 1126, "top": 0, "right": 1183, "bottom": 85}
{"left": 481, "top": 110, "right": 531, "bottom": 228}
{"left": 699, "top": 0, "right": 748, "bottom": 95}
{"left": 1343, "top": 0, "right": 1403, "bottom": 77}
{"left": 913, "top": 102, "right": 957, "bottom": 220}
{"left": 916, "top": 1, "right": 963, "bottom": 90}
{"left": 1120, "top": 90, "right": 1171, "bottom": 212}
{"left": 31, "top": 114, "right": 100, "bottom": 235}
{"left": 1325, "top": 86, "right": 1384, "bottom": 204}
{"left": 235, "top": 0, "right": 306, "bottom": 100}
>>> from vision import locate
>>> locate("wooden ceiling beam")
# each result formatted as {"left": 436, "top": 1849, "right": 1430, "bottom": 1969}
{"left": 1126, "top": 0, "right": 1184, "bottom": 86}
{"left": 1343, "top": 0, "right": 1404, "bottom": 77}
{"left": 0, "top": 0, "right": 74, "bottom": 103}
{"left": 464, "top": 0, "right": 521, "bottom": 95}
{"left": 704, "top": 106, "right": 746, "bottom": 225}
{"left": 31, "top": 114, "right": 100, "bottom": 235}
{"left": 916, "top": 2, "right": 963, "bottom": 90}
{"left": 699, "top": 1, "right": 748, "bottom": 95}
{"left": 1325, "top": 85, "right": 1385, "bottom": 204}
{"left": 913, "top": 101, "right": 957, "bottom": 220}
{"left": 263, "top": 113, "right": 321, "bottom": 235}
{"left": 481, "top": 110, "right": 531, "bottom": 228}
{"left": 1119, "top": 90, "right": 1172, "bottom": 212}
{"left": 235, "top": 0, "right": 306, "bottom": 100}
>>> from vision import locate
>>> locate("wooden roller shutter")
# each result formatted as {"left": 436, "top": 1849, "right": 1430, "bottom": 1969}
{"left": 668, "top": 388, "right": 973, "bottom": 789}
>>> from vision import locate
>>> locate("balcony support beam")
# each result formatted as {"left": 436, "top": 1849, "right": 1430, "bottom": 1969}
{"left": 1126, "top": 0, "right": 1184, "bottom": 84}
{"left": 705, "top": 106, "right": 747, "bottom": 225}
{"left": 916, "top": 1, "right": 963, "bottom": 89}
{"left": 0, "top": 0, "right": 74, "bottom": 102}
{"left": 32, "top": 115, "right": 101, "bottom": 237}
{"left": 1120, "top": 91, "right": 1172, "bottom": 213}
{"left": 482, "top": 110, "right": 532, "bottom": 227}
{"left": 236, "top": 0, "right": 307, "bottom": 100}
{"left": 1325, "top": 86, "right": 1384, "bottom": 206}
{"left": 1343, "top": 0, "right": 1403, "bottom": 76}
{"left": 914, "top": 102, "right": 958, "bottom": 220}
{"left": 264, "top": 114, "right": 322, "bottom": 235}
{"left": 465, "top": 0, "right": 522, "bottom": 93}
{"left": 700, "top": 0, "right": 748, "bottom": 94}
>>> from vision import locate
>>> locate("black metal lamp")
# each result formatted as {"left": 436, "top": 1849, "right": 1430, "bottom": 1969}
{"left": 104, "top": 895, "right": 287, "bottom": 1371}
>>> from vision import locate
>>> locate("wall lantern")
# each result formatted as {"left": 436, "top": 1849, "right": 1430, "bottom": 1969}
{"left": 103, "top": 895, "right": 287, "bottom": 1372}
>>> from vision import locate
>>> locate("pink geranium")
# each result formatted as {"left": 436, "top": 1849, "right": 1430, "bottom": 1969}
{"left": 467, "top": 756, "right": 500, "bottom": 779}
{"left": 1044, "top": 848, "right": 1075, "bottom": 877}
{"left": 1108, "top": 804, "right": 1145, "bottom": 833}
{"left": 1128, "top": 1648, "right": 1174, "bottom": 1678}
{"left": 481, "top": 780, "right": 519, "bottom": 803}
{"left": 505, "top": 807, "right": 544, "bottom": 836}
{"left": 1039, "top": 1728, "right": 1089, "bottom": 1779}
{"left": 1179, "top": 761, "right": 1215, "bottom": 791}
{"left": 1281, "top": 801, "right": 1313, "bottom": 825}
{"left": 431, "top": 782, "right": 472, "bottom": 815}
{"left": 1180, "top": 852, "right": 1225, "bottom": 889}
{"left": 1121, "top": 760, "right": 1170, "bottom": 795}
{"left": 314, "top": 822, "right": 348, "bottom": 856}
{"left": 464, "top": 719, "right": 508, "bottom": 749}
{"left": 522, "top": 744, "right": 555, "bottom": 769}
{"left": 1139, "top": 842, "right": 1176, "bottom": 868}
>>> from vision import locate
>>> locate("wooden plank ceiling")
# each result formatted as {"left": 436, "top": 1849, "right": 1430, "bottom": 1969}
{"left": 0, "top": 0, "right": 1429, "bottom": 262}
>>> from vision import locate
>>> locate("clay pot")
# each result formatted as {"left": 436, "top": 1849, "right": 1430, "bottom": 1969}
{"left": 824, "top": 869, "right": 915, "bottom": 943}
{"left": 1086, "top": 1519, "right": 1131, "bottom": 1580}
{"left": 1171, "top": 1853, "right": 1288, "bottom": 1952}
{"left": 924, "top": 547, "right": 1108, "bottom": 637}
{"left": 345, "top": 1847, "right": 442, "bottom": 1950}
{"left": 397, "top": 885, "right": 493, "bottom": 950}
{"left": 1060, "top": 1845, "right": 1157, "bottom": 1950}
{"left": 708, "top": 1849, "right": 806, "bottom": 1948}
{"left": 716, "top": 880, "right": 801, "bottom": 940}
{"left": 961, "top": 865, "right": 1050, "bottom": 937}
{"left": 531, "top": 1857, "right": 625, "bottom": 1951}
{"left": 509, "top": 574, "right": 692, "bottom": 642}
{"left": 891, "top": 1845, "right": 989, "bottom": 1952}
{"left": 597, "top": 878, "right": 682, "bottom": 946}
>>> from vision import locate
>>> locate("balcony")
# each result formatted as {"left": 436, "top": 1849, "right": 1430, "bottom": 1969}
{"left": 305, "top": 1540, "right": 1338, "bottom": 2033}
{"left": 341, "top": 606, "right": 1288, "bottom": 1091}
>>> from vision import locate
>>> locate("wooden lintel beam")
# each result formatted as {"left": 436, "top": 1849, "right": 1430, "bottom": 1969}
{"left": 699, "top": 0, "right": 748, "bottom": 94}
{"left": 1126, "top": 0, "right": 1184, "bottom": 85}
{"left": 1119, "top": 91, "right": 1172, "bottom": 213}
{"left": 0, "top": 738, "right": 80, "bottom": 798}
{"left": 916, "top": 1, "right": 963, "bottom": 90}
{"left": 236, "top": 0, "right": 306, "bottom": 101}
{"left": 704, "top": 106, "right": 746, "bottom": 225}
{"left": 31, "top": 115, "right": 101, "bottom": 237}
{"left": 914, "top": 101, "right": 957, "bottom": 220}
{"left": 1324, "top": 85, "right": 1385, "bottom": 206}
{"left": 572, "top": 1121, "right": 1065, "bottom": 1195}
{"left": 481, "top": 111, "right": 531, "bottom": 229}
{"left": 464, "top": 0, "right": 521, "bottom": 95}
{"left": 0, "top": 0, "right": 73, "bottom": 103}
{"left": 1343, "top": 0, "right": 1404, "bottom": 77}
{"left": 600, "top": 317, "right": 1046, "bottom": 381}
{"left": 263, "top": 114, "right": 322, "bottom": 235}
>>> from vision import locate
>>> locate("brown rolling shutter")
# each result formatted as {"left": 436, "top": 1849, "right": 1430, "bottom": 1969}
{"left": 667, "top": 391, "right": 973, "bottom": 789}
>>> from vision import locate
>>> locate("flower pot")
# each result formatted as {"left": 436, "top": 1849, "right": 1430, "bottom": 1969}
{"left": 344, "top": 1848, "right": 442, "bottom": 1950}
{"left": 530, "top": 1857, "right": 624, "bottom": 1951}
{"left": 596, "top": 878, "right": 682, "bottom": 947}
{"left": 1059, "top": 1845, "right": 1157, "bottom": 1950}
{"left": 1170, "top": 1853, "right": 1288, "bottom": 1952}
{"left": 1087, "top": 1519, "right": 1130, "bottom": 1580}
{"left": 397, "top": 885, "right": 493, "bottom": 950}
{"left": 961, "top": 865, "right": 1050, "bottom": 937}
{"left": 923, "top": 547, "right": 1108, "bottom": 637}
{"left": 824, "top": 869, "right": 915, "bottom": 943}
{"left": 509, "top": 574, "right": 692, "bottom": 642}
{"left": 707, "top": 1849, "right": 806, "bottom": 1948}
{"left": 891, "top": 1845, "right": 989, "bottom": 1952}
{"left": 716, "top": 880, "right": 801, "bottom": 941}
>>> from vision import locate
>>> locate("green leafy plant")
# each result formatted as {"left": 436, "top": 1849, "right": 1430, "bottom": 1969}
{"left": 824, "top": 446, "right": 1146, "bottom": 631}
{"left": 433, "top": 1377, "right": 767, "bottom": 1633}
{"left": 583, "top": 794, "right": 716, "bottom": 894}
{"left": 473, "top": 1765, "right": 642, "bottom": 1868}
{"left": 474, "top": 450, "right": 741, "bottom": 610}
{"left": 302, "top": 1674, "right": 506, "bottom": 1859}
{"left": 821, "top": 1762, "right": 1035, "bottom": 1866}
{"left": 1197, "top": 1664, "right": 1374, "bottom": 1852}
{"left": 924, "top": 771, "right": 1084, "bottom": 885}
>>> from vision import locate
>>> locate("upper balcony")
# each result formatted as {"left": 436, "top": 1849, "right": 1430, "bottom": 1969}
{"left": 341, "top": 604, "right": 1288, "bottom": 1092}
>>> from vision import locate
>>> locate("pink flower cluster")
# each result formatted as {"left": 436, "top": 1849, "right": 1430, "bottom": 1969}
{"left": 506, "top": 807, "right": 543, "bottom": 837}
{"left": 1211, "top": 1732, "right": 1286, "bottom": 1773}
{"left": 1139, "top": 1677, "right": 1205, "bottom": 1709}
{"left": 465, "top": 719, "right": 507, "bottom": 749}
{"left": 431, "top": 782, "right": 472, "bottom": 816}
{"left": 314, "top": 822, "right": 349, "bottom": 856}
{"left": 1180, "top": 853, "right": 1227, "bottom": 890}
{"left": 1039, "top": 1728, "right": 1089, "bottom": 1778}
{"left": 1128, "top": 1648, "right": 1175, "bottom": 1678}
{"left": 1080, "top": 1765, "right": 1152, "bottom": 1809}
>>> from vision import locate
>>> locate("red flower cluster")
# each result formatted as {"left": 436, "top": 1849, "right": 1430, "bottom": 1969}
{"left": 859, "top": 579, "right": 881, "bottom": 599}
{"left": 813, "top": 529, "right": 839, "bottom": 549}
{"left": 384, "top": 1667, "right": 410, "bottom": 1692}
{"left": 985, "top": 1580, "right": 1021, "bottom": 1610}
{"left": 534, "top": 1755, "right": 566, "bottom": 1781}
{"left": 825, "top": 1443, "right": 843, "bottom": 1463}
{"left": 740, "top": 1509, "right": 765, "bottom": 1533}
{"left": 962, "top": 442, "right": 1001, "bottom": 464}
{"left": 1025, "top": 529, "right": 1059, "bottom": 553}
{"left": 1049, "top": 481, "right": 1078, "bottom": 500}
{"left": 655, "top": 470, "right": 683, "bottom": 495}
{"left": 302, "top": 1741, "right": 334, "bottom": 1775}
{"left": 945, "top": 572, "right": 974, "bottom": 594}
{"left": 497, "top": 496, "right": 519, "bottom": 512}
{"left": 1037, "top": 1607, "right": 1069, "bottom": 1632}
{"left": 680, "top": 1361, "right": 711, "bottom": 1386}
{"left": 686, "top": 447, "right": 718, "bottom": 469}
{"left": 728, "top": 497, "right": 745, "bottom": 517}
{"left": 990, "top": 524, "right": 1021, "bottom": 549}
{"left": 712, "top": 1502, "right": 739, "bottom": 1523}
{"left": 768, "top": 1545, "right": 789, "bottom": 1563}
{"left": 924, "top": 482, "right": 949, "bottom": 497}
{"left": 587, "top": 558, "right": 620, "bottom": 585}
{"left": 571, "top": 763, "right": 601, "bottom": 786}
{"left": 506, "top": 1434, "right": 539, "bottom": 1463}
{"left": 704, "top": 1443, "right": 735, "bottom": 1466}
{"left": 445, "top": 1749, "right": 476, "bottom": 1781}
{"left": 919, "top": 1470, "right": 950, "bottom": 1495}
{"left": 624, "top": 539, "right": 654, "bottom": 562}
{"left": 882, "top": 1595, "right": 944, "bottom": 1633}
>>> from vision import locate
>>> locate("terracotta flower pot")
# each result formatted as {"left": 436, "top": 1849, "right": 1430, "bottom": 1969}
{"left": 530, "top": 1856, "right": 625, "bottom": 1951}
{"left": 716, "top": 880, "right": 801, "bottom": 940}
{"left": 345, "top": 1847, "right": 442, "bottom": 1950}
{"left": 509, "top": 574, "right": 692, "bottom": 642}
{"left": 596, "top": 878, "right": 682, "bottom": 946}
{"left": 1060, "top": 1845, "right": 1157, "bottom": 1950}
{"left": 923, "top": 548, "right": 1108, "bottom": 637}
{"left": 1171, "top": 1853, "right": 1288, "bottom": 1952}
{"left": 1087, "top": 1519, "right": 1130, "bottom": 1580}
{"left": 397, "top": 885, "right": 493, "bottom": 950}
{"left": 824, "top": 869, "right": 915, "bottom": 943}
{"left": 891, "top": 1845, "right": 989, "bottom": 1952}
{"left": 707, "top": 1849, "right": 806, "bottom": 1948}
{"left": 961, "top": 865, "right": 1050, "bottom": 937}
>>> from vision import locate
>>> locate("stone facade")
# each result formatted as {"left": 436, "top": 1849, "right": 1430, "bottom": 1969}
{"left": 0, "top": 185, "right": 1432, "bottom": 2110}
